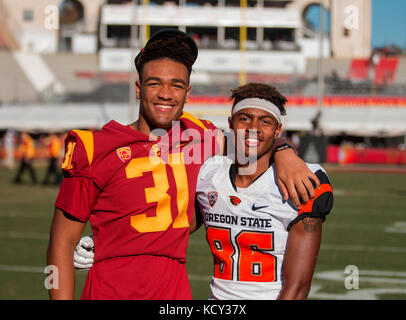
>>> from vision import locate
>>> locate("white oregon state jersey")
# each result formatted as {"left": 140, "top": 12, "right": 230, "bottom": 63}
{"left": 195, "top": 155, "right": 333, "bottom": 300}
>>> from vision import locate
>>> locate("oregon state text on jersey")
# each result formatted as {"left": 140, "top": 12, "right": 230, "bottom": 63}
{"left": 55, "top": 113, "right": 218, "bottom": 299}
{"left": 195, "top": 156, "right": 333, "bottom": 300}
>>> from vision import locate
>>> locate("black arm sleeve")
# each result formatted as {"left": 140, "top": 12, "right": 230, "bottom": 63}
{"left": 287, "top": 169, "right": 334, "bottom": 231}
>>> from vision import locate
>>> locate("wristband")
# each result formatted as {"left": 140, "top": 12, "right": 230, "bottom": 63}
{"left": 274, "top": 143, "right": 297, "bottom": 154}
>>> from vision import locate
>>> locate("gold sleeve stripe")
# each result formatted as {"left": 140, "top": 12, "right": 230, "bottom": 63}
{"left": 180, "top": 112, "right": 208, "bottom": 131}
{"left": 73, "top": 129, "right": 94, "bottom": 166}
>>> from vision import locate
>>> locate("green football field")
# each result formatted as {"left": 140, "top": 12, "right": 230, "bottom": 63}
{"left": 0, "top": 166, "right": 405, "bottom": 300}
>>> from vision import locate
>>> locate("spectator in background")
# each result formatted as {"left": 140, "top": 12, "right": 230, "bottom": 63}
{"left": 368, "top": 50, "right": 380, "bottom": 81}
{"left": 13, "top": 132, "right": 37, "bottom": 184}
{"left": 2, "top": 129, "right": 16, "bottom": 169}
{"left": 42, "top": 133, "right": 63, "bottom": 185}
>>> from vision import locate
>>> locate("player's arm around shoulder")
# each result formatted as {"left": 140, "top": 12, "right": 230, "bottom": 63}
{"left": 272, "top": 139, "right": 322, "bottom": 209}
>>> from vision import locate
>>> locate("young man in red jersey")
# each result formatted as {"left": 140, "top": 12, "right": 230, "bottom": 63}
{"left": 47, "top": 29, "right": 321, "bottom": 300}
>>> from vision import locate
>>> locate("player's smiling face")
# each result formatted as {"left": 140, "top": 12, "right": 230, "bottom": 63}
{"left": 136, "top": 58, "right": 191, "bottom": 133}
{"left": 229, "top": 108, "right": 282, "bottom": 159}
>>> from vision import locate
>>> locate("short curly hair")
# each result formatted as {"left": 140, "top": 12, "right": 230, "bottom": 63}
{"left": 136, "top": 36, "right": 195, "bottom": 79}
{"left": 230, "top": 83, "right": 287, "bottom": 116}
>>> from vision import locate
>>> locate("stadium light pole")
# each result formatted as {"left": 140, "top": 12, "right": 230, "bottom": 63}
{"left": 315, "top": 0, "right": 326, "bottom": 134}
{"left": 142, "top": 0, "right": 150, "bottom": 46}
{"left": 129, "top": 0, "right": 138, "bottom": 122}
{"left": 239, "top": 0, "right": 247, "bottom": 86}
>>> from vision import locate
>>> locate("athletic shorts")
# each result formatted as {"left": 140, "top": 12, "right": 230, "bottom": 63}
{"left": 80, "top": 255, "right": 192, "bottom": 300}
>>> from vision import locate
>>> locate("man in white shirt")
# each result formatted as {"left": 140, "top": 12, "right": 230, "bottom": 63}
{"left": 194, "top": 83, "right": 334, "bottom": 299}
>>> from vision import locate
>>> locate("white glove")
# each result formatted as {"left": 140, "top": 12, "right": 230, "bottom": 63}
{"left": 74, "top": 236, "right": 95, "bottom": 271}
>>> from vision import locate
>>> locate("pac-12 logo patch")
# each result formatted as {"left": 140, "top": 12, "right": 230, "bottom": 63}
{"left": 116, "top": 147, "right": 131, "bottom": 162}
{"left": 229, "top": 196, "right": 241, "bottom": 206}
{"left": 208, "top": 191, "right": 218, "bottom": 207}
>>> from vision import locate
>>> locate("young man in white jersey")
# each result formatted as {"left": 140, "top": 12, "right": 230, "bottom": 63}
{"left": 73, "top": 83, "right": 334, "bottom": 300}
{"left": 195, "top": 83, "right": 334, "bottom": 299}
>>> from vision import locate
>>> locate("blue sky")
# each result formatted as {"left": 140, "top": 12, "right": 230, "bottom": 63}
{"left": 372, "top": 0, "right": 406, "bottom": 49}
{"left": 306, "top": 0, "right": 406, "bottom": 50}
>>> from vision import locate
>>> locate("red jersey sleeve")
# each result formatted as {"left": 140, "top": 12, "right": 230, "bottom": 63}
{"left": 55, "top": 130, "right": 100, "bottom": 222}
{"left": 60, "top": 130, "right": 93, "bottom": 178}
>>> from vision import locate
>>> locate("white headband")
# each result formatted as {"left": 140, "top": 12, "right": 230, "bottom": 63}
{"left": 231, "top": 98, "right": 282, "bottom": 124}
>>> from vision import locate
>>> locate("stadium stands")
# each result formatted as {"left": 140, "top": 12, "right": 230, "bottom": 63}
{"left": 394, "top": 57, "right": 406, "bottom": 84}
{"left": 1, "top": 50, "right": 406, "bottom": 104}
{"left": 41, "top": 53, "right": 98, "bottom": 95}
{"left": 347, "top": 58, "right": 369, "bottom": 82}
{"left": 0, "top": 28, "right": 8, "bottom": 49}
{"left": 347, "top": 57, "right": 400, "bottom": 85}
{"left": 375, "top": 57, "right": 398, "bottom": 84}
{"left": 13, "top": 52, "right": 65, "bottom": 98}
{"left": 0, "top": 19, "right": 17, "bottom": 50}
{"left": 0, "top": 51, "right": 37, "bottom": 103}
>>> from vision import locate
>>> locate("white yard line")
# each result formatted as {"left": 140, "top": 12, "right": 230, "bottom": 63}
{"left": 0, "top": 211, "right": 50, "bottom": 219}
{"left": 0, "top": 231, "right": 49, "bottom": 240}
{"left": 188, "top": 274, "right": 211, "bottom": 281}
{"left": 321, "top": 243, "right": 406, "bottom": 253}
{"left": 0, "top": 265, "right": 45, "bottom": 273}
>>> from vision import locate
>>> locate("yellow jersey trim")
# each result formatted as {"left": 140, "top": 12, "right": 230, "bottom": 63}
{"left": 180, "top": 112, "right": 208, "bottom": 131}
{"left": 73, "top": 130, "right": 94, "bottom": 166}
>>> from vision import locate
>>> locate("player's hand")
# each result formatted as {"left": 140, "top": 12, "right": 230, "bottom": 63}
{"left": 274, "top": 148, "right": 320, "bottom": 209}
{"left": 73, "top": 236, "right": 94, "bottom": 271}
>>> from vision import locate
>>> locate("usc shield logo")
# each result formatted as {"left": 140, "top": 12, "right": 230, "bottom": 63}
{"left": 208, "top": 191, "right": 218, "bottom": 207}
{"left": 116, "top": 147, "right": 131, "bottom": 162}
{"left": 151, "top": 144, "right": 161, "bottom": 156}
{"left": 229, "top": 196, "right": 241, "bottom": 206}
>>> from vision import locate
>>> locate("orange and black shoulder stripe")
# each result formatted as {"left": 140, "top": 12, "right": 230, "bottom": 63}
{"left": 298, "top": 170, "right": 333, "bottom": 215}
{"left": 288, "top": 169, "right": 334, "bottom": 231}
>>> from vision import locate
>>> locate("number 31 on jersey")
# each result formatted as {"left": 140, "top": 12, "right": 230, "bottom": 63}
{"left": 125, "top": 153, "right": 190, "bottom": 233}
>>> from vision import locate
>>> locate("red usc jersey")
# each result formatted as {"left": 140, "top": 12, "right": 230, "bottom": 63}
{"left": 55, "top": 112, "right": 218, "bottom": 299}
